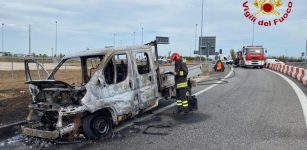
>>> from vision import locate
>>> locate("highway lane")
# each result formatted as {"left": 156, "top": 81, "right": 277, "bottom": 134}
{"left": 82, "top": 67, "right": 307, "bottom": 150}
{"left": 2, "top": 67, "right": 306, "bottom": 149}
{"left": 0, "top": 66, "right": 229, "bottom": 149}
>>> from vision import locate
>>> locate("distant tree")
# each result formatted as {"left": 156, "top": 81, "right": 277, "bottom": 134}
{"left": 230, "top": 49, "right": 235, "bottom": 61}
{"left": 42, "top": 54, "right": 48, "bottom": 57}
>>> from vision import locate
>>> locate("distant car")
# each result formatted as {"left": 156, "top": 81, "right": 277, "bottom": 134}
{"left": 158, "top": 57, "right": 167, "bottom": 64}
{"left": 226, "top": 59, "right": 233, "bottom": 65}
{"left": 265, "top": 59, "right": 285, "bottom": 65}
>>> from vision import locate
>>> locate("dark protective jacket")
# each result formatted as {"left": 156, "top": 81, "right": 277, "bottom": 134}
{"left": 175, "top": 59, "right": 188, "bottom": 89}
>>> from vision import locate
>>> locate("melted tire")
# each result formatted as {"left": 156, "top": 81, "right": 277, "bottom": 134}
{"left": 82, "top": 112, "right": 112, "bottom": 140}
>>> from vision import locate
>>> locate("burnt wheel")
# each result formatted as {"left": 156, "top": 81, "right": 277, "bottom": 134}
{"left": 82, "top": 112, "right": 112, "bottom": 140}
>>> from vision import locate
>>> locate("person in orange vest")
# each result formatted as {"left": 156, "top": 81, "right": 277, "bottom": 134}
{"left": 214, "top": 59, "right": 225, "bottom": 72}
{"left": 171, "top": 53, "right": 189, "bottom": 114}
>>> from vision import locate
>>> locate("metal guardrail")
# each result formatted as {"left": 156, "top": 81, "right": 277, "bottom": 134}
{"left": 287, "top": 62, "right": 307, "bottom": 68}
{"left": 188, "top": 65, "right": 202, "bottom": 78}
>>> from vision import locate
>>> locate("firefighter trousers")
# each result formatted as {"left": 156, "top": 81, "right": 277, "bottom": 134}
{"left": 176, "top": 88, "right": 188, "bottom": 110}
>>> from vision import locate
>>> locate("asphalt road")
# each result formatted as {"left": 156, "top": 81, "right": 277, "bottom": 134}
{"left": 83, "top": 67, "right": 307, "bottom": 150}
{"left": 2, "top": 66, "right": 307, "bottom": 149}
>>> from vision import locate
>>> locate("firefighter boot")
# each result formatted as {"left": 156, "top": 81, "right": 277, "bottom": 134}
{"left": 175, "top": 99, "right": 183, "bottom": 114}
{"left": 182, "top": 100, "right": 189, "bottom": 115}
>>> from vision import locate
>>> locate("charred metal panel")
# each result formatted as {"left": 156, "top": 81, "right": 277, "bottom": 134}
{"left": 131, "top": 50, "right": 158, "bottom": 110}
{"left": 22, "top": 45, "right": 179, "bottom": 139}
{"left": 81, "top": 50, "right": 138, "bottom": 118}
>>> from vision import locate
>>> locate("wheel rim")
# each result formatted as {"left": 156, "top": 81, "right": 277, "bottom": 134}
{"left": 93, "top": 116, "right": 109, "bottom": 135}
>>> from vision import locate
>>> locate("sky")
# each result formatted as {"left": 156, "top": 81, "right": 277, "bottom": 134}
{"left": 0, "top": 0, "right": 306, "bottom": 57}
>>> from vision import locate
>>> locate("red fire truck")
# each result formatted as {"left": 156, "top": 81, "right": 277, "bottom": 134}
{"left": 239, "top": 46, "right": 265, "bottom": 68}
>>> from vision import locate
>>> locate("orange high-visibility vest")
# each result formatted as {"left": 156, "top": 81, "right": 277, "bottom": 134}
{"left": 217, "top": 62, "right": 222, "bottom": 70}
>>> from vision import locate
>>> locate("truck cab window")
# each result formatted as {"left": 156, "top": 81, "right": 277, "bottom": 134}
{"left": 104, "top": 53, "right": 128, "bottom": 84}
{"left": 136, "top": 52, "right": 150, "bottom": 74}
{"left": 104, "top": 59, "right": 115, "bottom": 84}
{"left": 82, "top": 55, "right": 104, "bottom": 83}
{"left": 115, "top": 54, "right": 128, "bottom": 83}
{"left": 85, "top": 56, "right": 103, "bottom": 82}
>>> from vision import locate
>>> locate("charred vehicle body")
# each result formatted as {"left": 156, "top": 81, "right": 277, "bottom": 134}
{"left": 22, "top": 40, "right": 199, "bottom": 140}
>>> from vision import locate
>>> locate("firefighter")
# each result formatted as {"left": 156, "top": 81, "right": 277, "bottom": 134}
{"left": 214, "top": 59, "right": 225, "bottom": 72}
{"left": 171, "top": 53, "right": 189, "bottom": 114}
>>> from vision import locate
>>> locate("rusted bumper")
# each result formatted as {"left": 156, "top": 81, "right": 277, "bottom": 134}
{"left": 21, "top": 123, "right": 75, "bottom": 139}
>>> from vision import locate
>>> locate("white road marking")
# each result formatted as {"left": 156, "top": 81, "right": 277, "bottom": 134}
{"left": 266, "top": 69, "right": 307, "bottom": 127}
{"left": 194, "top": 67, "right": 234, "bottom": 96}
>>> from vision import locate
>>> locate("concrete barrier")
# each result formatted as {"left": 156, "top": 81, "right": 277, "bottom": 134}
{"left": 280, "top": 65, "right": 285, "bottom": 73}
{"left": 268, "top": 63, "right": 307, "bottom": 86}
{"left": 277, "top": 64, "right": 281, "bottom": 72}
{"left": 266, "top": 63, "right": 270, "bottom": 68}
{"left": 285, "top": 66, "right": 291, "bottom": 75}
{"left": 283, "top": 65, "right": 289, "bottom": 74}
{"left": 303, "top": 69, "right": 307, "bottom": 85}
{"left": 270, "top": 63, "right": 274, "bottom": 69}
{"left": 288, "top": 66, "right": 294, "bottom": 76}
{"left": 291, "top": 67, "right": 298, "bottom": 78}
{"left": 275, "top": 64, "right": 279, "bottom": 71}
{"left": 297, "top": 68, "right": 305, "bottom": 82}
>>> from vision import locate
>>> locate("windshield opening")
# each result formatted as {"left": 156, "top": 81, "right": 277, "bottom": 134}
{"left": 52, "top": 58, "right": 83, "bottom": 85}
{"left": 84, "top": 55, "right": 104, "bottom": 83}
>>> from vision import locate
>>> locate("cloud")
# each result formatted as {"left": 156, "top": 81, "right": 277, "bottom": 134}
{"left": 0, "top": 1, "right": 76, "bottom": 15}
{"left": 0, "top": 0, "right": 306, "bottom": 57}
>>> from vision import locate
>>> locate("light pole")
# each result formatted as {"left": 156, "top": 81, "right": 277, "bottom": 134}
{"left": 142, "top": 27, "right": 144, "bottom": 45}
{"left": 1, "top": 23, "right": 4, "bottom": 54}
{"left": 200, "top": 0, "right": 204, "bottom": 64}
{"left": 55, "top": 21, "right": 58, "bottom": 57}
{"left": 133, "top": 32, "right": 136, "bottom": 46}
{"left": 29, "top": 24, "right": 31, "bottom": 55}
{"left": 194, "top": 24, "right": 198, "bottom": 57}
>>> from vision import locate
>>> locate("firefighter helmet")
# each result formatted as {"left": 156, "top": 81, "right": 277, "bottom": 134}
{"left": 171, "top": 53, "right": 180, "bottom": 62}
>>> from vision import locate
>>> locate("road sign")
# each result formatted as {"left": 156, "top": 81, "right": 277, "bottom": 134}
{"left": 199, "top": 36, "right": 216, "bottom": 56}
{"left": 156, "top": 36, "right": 169, "bottom": 44}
